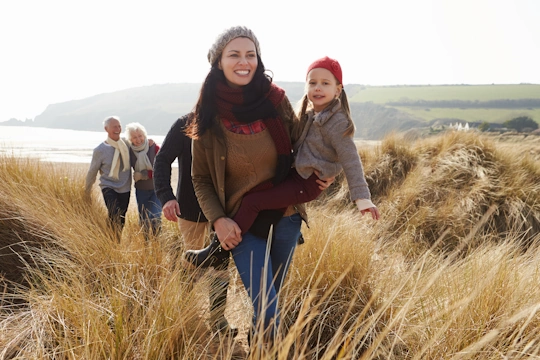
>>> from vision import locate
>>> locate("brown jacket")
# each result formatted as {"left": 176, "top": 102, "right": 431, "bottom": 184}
{"left": 192, "top": 96, "right": 308, "bottom": 227}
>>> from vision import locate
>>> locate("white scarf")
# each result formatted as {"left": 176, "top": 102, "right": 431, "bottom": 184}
{"left": 106, "top": 136, "right": 130, "bottom": 180}
{"left": 131, "top": 138, "right": 153, "bottom": 176}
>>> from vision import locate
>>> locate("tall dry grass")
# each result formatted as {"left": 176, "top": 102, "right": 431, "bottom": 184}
{"left": 1, "top": 131, "right": 540, "bottom": 359}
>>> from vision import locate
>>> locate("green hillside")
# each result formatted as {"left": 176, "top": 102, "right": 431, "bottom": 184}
{"left": 393, "top": 107, "right": 540, "bottom": 123}
{"left": 348, "top": 84, "right": 540, "bottom": 103}
{"left": 4, "top": 83, "right": 538, "bottom": 140}
{"left": 346, "top": 84, "right": 540, "bottom": 125}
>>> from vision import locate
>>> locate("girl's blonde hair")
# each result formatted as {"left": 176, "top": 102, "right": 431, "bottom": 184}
{"left": 297, "top": 85, "right": 355, "bottom": 138}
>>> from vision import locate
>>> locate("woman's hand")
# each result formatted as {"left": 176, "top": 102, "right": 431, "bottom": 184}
{"left": 162, "top": 200, "right": 180, "bottom": 222}
{"left": 214, "top": 217, "right": 242, "bottom": 250}
{"left": 314, "top": 170, "right": 335, "bottom": 191}
{"left": 133, "top": 171, "right": 144, "bottom": 182}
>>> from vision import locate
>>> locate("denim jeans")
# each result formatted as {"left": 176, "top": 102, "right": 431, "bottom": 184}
{"left": 231, "top": 213, "right": 302, "bottom": 338}
{"left": 135, "top": 189, "right": 162, "bottom": 236}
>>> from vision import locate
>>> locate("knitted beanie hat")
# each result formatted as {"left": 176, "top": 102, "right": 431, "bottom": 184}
{"left": 207, "top": 26, "right": 261, "bottom": 65}
{"left": 306, "top": 56, "right": 343, "bottom": 84}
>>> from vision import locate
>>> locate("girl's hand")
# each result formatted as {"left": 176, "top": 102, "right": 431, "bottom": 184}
{"left": 361, "top": 207, "right": 380, "bottom": 220}
{"left": 213, "top": 217, "right": 242, "bottom": 250}
{"left": 314, "top": 170, "right": 335, "bottom": 191}
{"left": 355, "top": 199, "right": 380, "bottom": 220}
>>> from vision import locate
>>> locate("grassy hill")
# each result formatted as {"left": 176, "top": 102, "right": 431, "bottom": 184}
{"left": 348, "top": 84, "right": 540, "bottom": 125}
{"left": 349, "top": 84, "right": 540, "bottom": 103}
{"left": 4, "top": 83, "right": 539, "bottom": 139}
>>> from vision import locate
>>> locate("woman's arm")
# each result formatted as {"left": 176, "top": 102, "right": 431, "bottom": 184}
{"left": 191, "top": 135, "right": 241, "bottom": 248}
{"left": 191, "top": 136, "right": 227, "bottom": 225}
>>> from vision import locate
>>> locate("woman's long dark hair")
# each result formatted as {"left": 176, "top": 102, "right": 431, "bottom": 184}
{"left": 185, "top": 54, "right": 273, "bottom": 139}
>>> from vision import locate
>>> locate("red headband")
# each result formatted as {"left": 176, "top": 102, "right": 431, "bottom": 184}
{"left": 306, "top": 56, "right": 343, "bottom": 84}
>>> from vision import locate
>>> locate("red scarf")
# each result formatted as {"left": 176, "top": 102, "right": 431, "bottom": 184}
{"left": 215, "top": 81, "right": 293, "bottom": 191}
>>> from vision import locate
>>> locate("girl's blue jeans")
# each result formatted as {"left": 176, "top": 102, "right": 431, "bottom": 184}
{"left": 231, "top": 213, "right": 302, "bottom": 339}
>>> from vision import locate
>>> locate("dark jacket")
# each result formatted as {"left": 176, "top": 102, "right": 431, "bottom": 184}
{"left": 153, "top": 114, "right": 207, "bottom": 222}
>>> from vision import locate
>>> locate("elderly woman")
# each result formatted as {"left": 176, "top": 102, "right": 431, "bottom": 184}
{"left": 125, "top": 122, "right": 162, "bottom": 237}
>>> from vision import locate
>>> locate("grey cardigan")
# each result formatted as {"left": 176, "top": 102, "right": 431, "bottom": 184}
{"left": 294, "top": 100, "right": 371, "bottom": 201}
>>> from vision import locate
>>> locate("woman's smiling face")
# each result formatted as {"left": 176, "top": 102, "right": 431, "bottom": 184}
{"left": 130, "top": 130, "right": 146, "bottom": 147}
{"left": 219, "top": 37, "right": 258, "bottom": 88}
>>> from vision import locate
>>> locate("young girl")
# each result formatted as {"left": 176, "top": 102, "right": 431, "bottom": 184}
{"left": 186, "top": 56, "right": 379, "bottom": 267}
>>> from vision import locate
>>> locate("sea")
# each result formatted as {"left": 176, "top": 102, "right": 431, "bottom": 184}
{"left": 0, "top": 126, "right": 167, "bottom": 164}
{"left": 0, "top": 125, "right": 381, "bottom": 164}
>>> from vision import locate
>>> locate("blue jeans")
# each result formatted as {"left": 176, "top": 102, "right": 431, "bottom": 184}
{"left": 231, "top": 213, "right": 302, "bottom": 338}
{"left": 135, "top": 189, "right": 162, "bottom": 236}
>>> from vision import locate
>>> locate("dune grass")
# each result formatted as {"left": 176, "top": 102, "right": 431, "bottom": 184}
{"left": 1, "top": 131, "right": 540, "bottom": 359}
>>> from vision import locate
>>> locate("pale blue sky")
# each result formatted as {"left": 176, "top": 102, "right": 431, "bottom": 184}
{"left": 1, "top": 0, "right": 539, "bottom": 122}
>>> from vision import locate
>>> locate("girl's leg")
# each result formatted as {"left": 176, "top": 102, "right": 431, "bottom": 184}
{"left": 231, "top": 214, "right": 301, "bottom": 340}
{"left": 233, "top": 170, "right": 320, "bottom": 234}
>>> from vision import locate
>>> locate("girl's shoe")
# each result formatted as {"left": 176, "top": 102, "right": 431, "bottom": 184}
{"left": 184, "top": 234, "right": 230, "bottom": 270}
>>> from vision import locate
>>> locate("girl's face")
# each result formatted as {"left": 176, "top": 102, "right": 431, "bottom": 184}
{"left": 219, "top": 37, "right": 258, "bottom": 88}
{"left": 306, "top": 68, "right": 343, "bottom": 112}
{"left": 130, "top": 130, "right": 146, "bottom": 147}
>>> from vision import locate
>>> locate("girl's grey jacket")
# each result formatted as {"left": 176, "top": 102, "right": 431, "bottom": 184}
{"left": 294, "top": 99, "right": 371, "bottom": 202}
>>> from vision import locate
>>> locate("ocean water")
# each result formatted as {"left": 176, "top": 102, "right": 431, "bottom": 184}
{"left": 0, "top": 125, "right": 381, "bottom": 164}
{"left": 0, "top": 126, "right": 166, "bottom": 163}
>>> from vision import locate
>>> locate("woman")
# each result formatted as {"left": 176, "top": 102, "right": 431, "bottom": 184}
{"left": 186, "top": 26, "right": 332, "bottom": 343}
{"left": 125, "top": 122, "right": 162, "bottom": 237}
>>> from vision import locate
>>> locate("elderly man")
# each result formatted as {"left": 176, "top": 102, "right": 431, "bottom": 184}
{"left": 85, "top": 116, "right": 132, "bottom": 240}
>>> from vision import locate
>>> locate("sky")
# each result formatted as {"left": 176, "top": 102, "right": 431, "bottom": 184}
{"left": 1, "top": 0, "right": 539, "bottom": 122}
